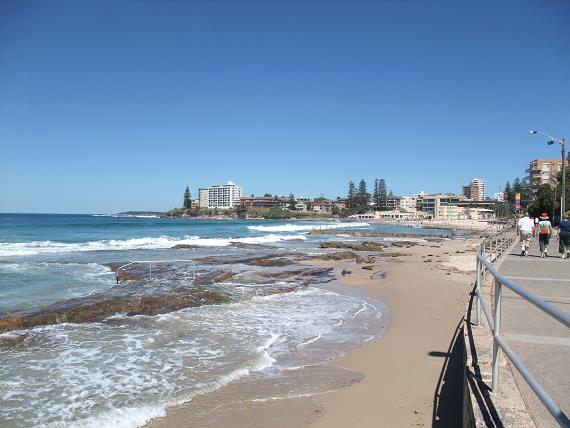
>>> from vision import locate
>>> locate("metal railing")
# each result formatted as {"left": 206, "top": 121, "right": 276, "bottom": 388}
{"left": 115, "top": 259, "right": 197, "bottom": 283}
{"left": 474, "top": 227, "right": 570, "bottom": 427}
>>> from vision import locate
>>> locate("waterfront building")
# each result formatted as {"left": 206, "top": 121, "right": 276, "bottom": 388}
{"left": 296, "top": 197, "right": 312, "bottom": 203}
{"left": 334, "top": 198, "right": 347, "bottom": 209}
{"left": 526, "top": 159, "right": 567, "bottom": 189}
{"left": 462, "top": 178, "right": 485, "bottom": 200}
{"left": 419, "top": 194, "right": 464, "bottom": 218}
{"left": 240, "top": 196, "right": 288, "bottom": 210}
{"left": 312, "top": 199, "right": 336, "bottom": 212}
{"left": 199, "top": 189, "right": 209, "bottom": 208}
{"left": 374, "top": 209, "right": 418, "bottom": 220}
{"left": 419, "top": 193, "right": 495, "bottom": 219}
{"left": 198, "top": 181, "right": 242, "bottom": 209}
{"left": 385, "top": 195, "right": 401, "bottom": 209}
{"left": 400, "top": 196, "right": 418, "bottom": 210}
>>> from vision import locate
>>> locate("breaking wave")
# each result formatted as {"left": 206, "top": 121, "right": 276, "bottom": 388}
{"left": 0, "top": 234, "right": 307, "bottom": 257}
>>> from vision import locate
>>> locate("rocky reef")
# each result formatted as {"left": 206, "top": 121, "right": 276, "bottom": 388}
{"left": 0, "top": 258, "right": 336, "bottom": 334}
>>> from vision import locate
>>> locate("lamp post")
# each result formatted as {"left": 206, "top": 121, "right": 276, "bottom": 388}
{"left": 529, "top": 130, "right": 566, "bottom": 221}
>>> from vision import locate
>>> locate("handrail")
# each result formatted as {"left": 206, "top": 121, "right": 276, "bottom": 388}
{"left": 478, "top": 255, "right": 570, "bottom": 328}
{"left": 473, "top": 226, "right": 570, "bottom": 427}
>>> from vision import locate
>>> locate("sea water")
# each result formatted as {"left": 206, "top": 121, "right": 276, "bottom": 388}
{"left": 0, "top": 214, "right": 446, "bottom": 427}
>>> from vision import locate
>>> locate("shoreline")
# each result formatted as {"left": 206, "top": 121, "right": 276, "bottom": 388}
{"left": 145, "top": 235, "right": 479, "bottom": 427}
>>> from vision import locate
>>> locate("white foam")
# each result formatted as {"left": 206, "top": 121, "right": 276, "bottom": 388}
{"left": 350, "top": 304, "right": 368, "bottom": 319}
{"left": 247, "top": 222, "right": 369, "bottom": 232}
{"left": 298, "top": 333, "right": 323, "bottom": 347}
{"left": 66, "top": 403, "right": 167, "bottom": 428}
{"left": 0, "top": 234, "right": 307, "bottom": 256}
{"left": 0, "top": 283, "right": 384, "bottom": 428}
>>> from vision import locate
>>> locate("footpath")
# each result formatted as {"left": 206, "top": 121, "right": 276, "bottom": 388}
{"left": 466, "top": 234, "right": 569, "bottom": 428}
{"left": 497, "top": 237, "right": 570, "bottom": 427}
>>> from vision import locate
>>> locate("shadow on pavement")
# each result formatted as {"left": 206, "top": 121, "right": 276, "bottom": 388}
{"left": 431, "top": 285, "right": 506, "bottom": 427}
{"left": 431, "top": 317, "right": 465, "bottom": 427}
{"left": 464, "top": 285, "right": 505, "bottom": 428}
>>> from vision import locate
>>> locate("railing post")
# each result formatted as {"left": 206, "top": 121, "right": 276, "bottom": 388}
{"left": 476, "top": 254, "right": 481, "bottom": 326}
{"left": 482, "top": 241, "right": 487, "bottom": 280}
{"left": 492, "top": 278, "right": 503, "bottom": 393}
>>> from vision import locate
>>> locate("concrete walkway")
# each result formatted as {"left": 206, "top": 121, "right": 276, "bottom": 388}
{"left": 497, "top": 237, "right": 570, "bottom": 427}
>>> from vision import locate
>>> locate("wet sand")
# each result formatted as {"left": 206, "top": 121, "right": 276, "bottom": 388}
{"left": 145, "top": 237, "right": 479, "bottom": 427}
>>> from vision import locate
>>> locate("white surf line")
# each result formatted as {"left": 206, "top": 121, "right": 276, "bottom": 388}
{"left": 350, "top": 304, "right": 367, "bottom": 319}
{"left": 504, "top": 334, "right": 570, "bottom": 347}
{"left": 298, "top": 333, "right": 323, "bottom": 347}
{"left": 504, "top": 275, "right": 570, "bottom": 283}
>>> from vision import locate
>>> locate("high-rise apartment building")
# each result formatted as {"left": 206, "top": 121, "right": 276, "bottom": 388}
{"left": 526, "top": 159, "right": 566, "bottom": 189}
{"left": 462, "top": 178, "right": 485, "bottom": 200}
{"left": 198, "top": 181, "right": 242, "bottom": 209}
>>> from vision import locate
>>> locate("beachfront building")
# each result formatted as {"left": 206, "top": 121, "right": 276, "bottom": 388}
{"left": 385, "top": 195, "right": 401, "bottom": 209}
{"left": 436, "top": 205, "right": 495, "bottom": 221}
{"left": 462, "top": 178, "right": 485, "bottom": 200}
{"left": 312, "top": 199, "right": 336, "bottom": 212}
{"left": 400, "top": 196, "right": 418, "bottom": 210}
{"left": 198, "top": 181, "right": 242, "bottom": 209}
{"left": 419, "top": 193, "right": 496, "bottom": 220}
{"left": 419, "top": 194, "right": 462, "bottom": 218}
{"left": 334, "top": 198, "right": 347, "bottom": 209}
{"left": 466, "top": 208, "right": 496, "bottom": 220}
{"left": 240, "top": 196, "right": 288, "bottom": 210}
{"left": 526, "top": 159, "right": 567, "bottom": 189}
{"left": 294, "top": 202, "right": 307, "bottom": 211}
{"left": 438, "top": 204, "right": 463, "bottom": 221}
{"left": 349, "top": 213, "right": 375, "bottom": 220}
{"left": 377, "top": 195, "right": 418, "bottom": 211}
{"left": 373, "top": 209, "right": 417, "bottom": 220}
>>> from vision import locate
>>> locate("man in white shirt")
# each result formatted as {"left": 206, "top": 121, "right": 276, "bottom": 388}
{"left": 517, "top": 212, "right": 535, "bottom": 256}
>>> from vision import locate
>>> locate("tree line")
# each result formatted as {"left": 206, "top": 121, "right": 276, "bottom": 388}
{"left": 346, "top": 178, "right": 390, "bottom": 214}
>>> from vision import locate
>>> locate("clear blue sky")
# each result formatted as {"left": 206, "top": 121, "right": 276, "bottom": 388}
{"left": 1, "top": 0, "right": 569, "bottom": 213}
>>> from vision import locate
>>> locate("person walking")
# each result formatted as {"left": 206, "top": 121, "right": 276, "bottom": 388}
{"left": 558, "top": 212, "right": 570, "bottom": 259}
{"left": 517, "top": 212, "right": 534, "bottom": 256}
{"left": 534, "top": 216, "right": 540, "bottom": 238}
{"left": 537, "top": 212, "right": 552, "bottom": 258}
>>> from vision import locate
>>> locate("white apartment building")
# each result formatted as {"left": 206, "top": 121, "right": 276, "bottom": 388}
{"left": 198, "top": 181, "right": 242, "bottom": 209}
{"left": 400, "top": 196, "right": 418, "bottom": 210}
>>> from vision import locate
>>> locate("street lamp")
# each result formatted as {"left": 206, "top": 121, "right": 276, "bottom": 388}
{"left": 529, "top": 130, "right": 567, "bottom": 221}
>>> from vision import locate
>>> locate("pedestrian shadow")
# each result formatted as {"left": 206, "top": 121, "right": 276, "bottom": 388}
{"left": 430, "top": 286, "right": 505, "bottom": 427}
{"left": 430, "top": 317, "right": 465, "bottom": 427}
{"left": 463, "top": 285, "right": 505, "bottom": 428}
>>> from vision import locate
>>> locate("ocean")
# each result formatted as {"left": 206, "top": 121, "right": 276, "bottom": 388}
{"left": 0, "top": 214, "right": 447, "bottom": 427}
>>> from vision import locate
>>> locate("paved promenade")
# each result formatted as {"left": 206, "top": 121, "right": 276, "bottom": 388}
{"left": 497, "top": 237, "right": 570, "bottom": 427}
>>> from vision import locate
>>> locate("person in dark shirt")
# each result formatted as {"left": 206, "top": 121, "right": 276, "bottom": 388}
{"left": 558, "top": 214, "right": 570, "bottom": 259}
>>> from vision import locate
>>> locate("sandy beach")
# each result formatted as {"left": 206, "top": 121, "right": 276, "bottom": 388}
{"left": 146, "top": 232, "right": 482, "bottom": 427}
